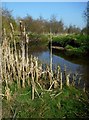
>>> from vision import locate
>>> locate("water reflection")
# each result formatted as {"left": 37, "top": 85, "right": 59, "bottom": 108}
{"left": 28, "top": 45, "right": 89, "bottom": 91}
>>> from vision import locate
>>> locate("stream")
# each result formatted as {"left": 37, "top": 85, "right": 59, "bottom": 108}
{"left": 28, "top": 44, "right": 89, "bottom": 91}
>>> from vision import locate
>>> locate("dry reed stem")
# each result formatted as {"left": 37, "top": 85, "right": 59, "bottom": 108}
{"left": 57, "top": 66, "right": 60, "bottom": 82}
{"left": 19, "top": 21, "right": 23, "bottom": 41}
{"left": 30, "top": 56, "right": 35, "bottom": 100}
{"left": 60, "top": 72, "right": 62, "bottom": 90}
{"left": 5, "top": 86, "right": 11, "bottom": 101}
{"left": 3, "top": 28, "right": 7, "bottom": 41}
{"left": 35, "top": 59, "right": 38, "bottom": 82}
{"left": 1, "top": 21, "right": 84, "bottom": 102}
{"left": 31, "top": 72, "right": 35, "bottom": 100}
{"left": 22, "top": 42, "right": 25, "bottom": 88}
{"left": 50, "top": 33, "right": 53, "bottom": 75}
{"left": 66, "top": 74, "right": 70, "bottom": 87}
{"left": 54, "top": 80, "right": 58, "bottom": 89}
{"left": 72, "top": 74, "right": 76, "bottom": 86}
{"left": 48, "top": 81, "right": 54, "bottom": 90}
{"left": 10, "top": 23, "right": 14, "bottom": 35}
{"left": 83, "top": 83, "right": 86, "bottom": 92}
{"left": 46, "top": 66, "right": 52, "bottom": 86}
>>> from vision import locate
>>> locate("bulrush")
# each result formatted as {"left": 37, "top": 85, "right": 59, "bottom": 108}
{"left": 10, "top": 23, "right": 14, "bottom": 35}
{"left": 54, "top": 80, "right": 59, "bottom": 89}
{"left": 22, "top": 41, "right": 25, "bottom": 88}
{"left": 30, "top": 56, "right": 35, "bottom": 100}
{"left": 66, "top": 74, "right": 70, "bottom": 87}
{"left": 83, "top": 83, "right": 86, "bottom": 92}
{"left": 57, "top": 65, "right": 61, "bottom": 82}
{"left": 19, "top": 21, "right": 23, "bottom": 37}
{"left": 35, "top": 58, "right": 38, "bottom": 82}
{"left": 60, "top": 72, "right": 62, "bottom": 90}
{"left": 5, "top": 86, "right": 11, "bottom": 101}
{"left": 1, "top": 22, "right": 85, "bottom": 102}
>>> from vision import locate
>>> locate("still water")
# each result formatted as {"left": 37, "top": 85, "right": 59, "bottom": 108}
{"left": 28, "top": 45, "right": 89, "bottom": 91}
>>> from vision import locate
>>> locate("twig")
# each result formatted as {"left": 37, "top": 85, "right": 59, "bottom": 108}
{"left": 35, "top": 88, "right": 40, "bottom": 98}
{"left": 36, "top": 82, "right": 43, "bottom": 90}
{"left": 54, "top": 91, "right": 62, "bottom": 98}
{"left": 20, "top": 90, "right": 31, "bottom": 96}
{"left": 12, "top": 109, "right": 17, "bottom": 120}
{"left": 35, "top": 88, "right": 44, "bottom": 102}
{"left": 48, "top": 81, "right": 54, "bottom": 90}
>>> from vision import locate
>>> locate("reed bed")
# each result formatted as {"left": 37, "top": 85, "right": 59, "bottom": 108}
{"left": 1, "top": 22, "right": 85, "bottom": 101}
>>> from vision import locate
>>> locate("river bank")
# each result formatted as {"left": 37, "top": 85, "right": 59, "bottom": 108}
{"left": 49, "top": 34, "right": 89, "bottom": 57}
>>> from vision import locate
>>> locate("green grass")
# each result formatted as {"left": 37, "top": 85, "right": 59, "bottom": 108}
{"left": 51, "top": 34, "right": 89, "bottom": 56}
{"left": 2, "top": 83, "right": 89, "bottom": 118}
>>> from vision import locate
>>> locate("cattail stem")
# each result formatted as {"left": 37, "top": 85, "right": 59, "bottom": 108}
{"left": 3, "top": 28, "right": 7, "bottom": 41}
{"left": 50, "top": 33, "right": 53, "bottom": 75}
{"left": 5, "top": 86, "right": 11, "bottom": 101}
{"left": 31, "top": 73, "right": 35, "bottom": 100}
{"left": 83, "top": 83, "right": 86, "bottom": 92}
{"left": 57, "top": 65, "right": 60, "bottom": 81}
{"left": 66, "top": 74, "right": 70, "bottom": 87}
{"left": 19, "top": 21, "right": 23, "bottom": 41}
{"left": 54, "top": 80, "right": 58, "bottom": 89}
{"left": 22, "top": 42, "right": 25, "bottom": 88}
{"left": 35, "top": 59, "right": 38, "bottom": 82}
{"left": 30, "top": 56, "right": 35, "bottom": 100}
{"left": 10, "top": 23, "right": 14, "bottom": 35}
{"left": 60, "top": 72, "right": 62, "bottom": 90}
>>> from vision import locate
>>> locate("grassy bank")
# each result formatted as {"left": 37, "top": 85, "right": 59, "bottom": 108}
{"left": 2, "top": 84, "right": 89, "bottom": 118}
{"left": 24, "top": 33, "right": 89, "bottom": 57}
{"left": 50, "top": 34, "right": 89, "bottom": 56}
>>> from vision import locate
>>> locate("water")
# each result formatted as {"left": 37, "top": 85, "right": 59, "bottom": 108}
{"left": 28, "top": 45, "right": 89, "bottom": 91}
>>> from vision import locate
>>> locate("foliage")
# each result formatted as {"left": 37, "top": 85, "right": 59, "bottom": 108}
{"left": 2, "top": 7, "right": 81, "bottom": 35}
{"left": 2, "top": 8, "right": 18, "bottom": 34}
{"left": 2, "top": 84, "right": 89, "bottom": 118}
{"left": 51, "top": 34, "right": 89, "bottom": 56}
{"left": 28, "top": 33, "right": 49, "bottom": 45}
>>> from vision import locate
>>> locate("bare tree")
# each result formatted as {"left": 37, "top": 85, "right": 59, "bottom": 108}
{"left": 84, "top": 1, "right": 89, "bottom": 34}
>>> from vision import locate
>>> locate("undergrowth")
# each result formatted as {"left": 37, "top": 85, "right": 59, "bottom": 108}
{"left": 2, "top": 83, "right": 89, "bottom": 118}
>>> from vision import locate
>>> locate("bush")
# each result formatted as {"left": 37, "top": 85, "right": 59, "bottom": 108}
{"left": 65, "top": 45, "right": 74, "bottom": 49}
{"left": 52, "top": 34, "right": 89, "bottom": 55}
